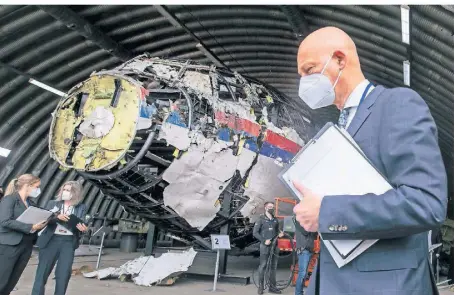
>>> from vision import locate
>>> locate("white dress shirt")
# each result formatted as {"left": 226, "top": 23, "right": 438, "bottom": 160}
{"left": 342, "top": 79, "right": 375, "bottom": 129}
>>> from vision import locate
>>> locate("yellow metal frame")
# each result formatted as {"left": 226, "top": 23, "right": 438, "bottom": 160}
{"left": 49, "top": 74, "right": 142, "bottom": 171}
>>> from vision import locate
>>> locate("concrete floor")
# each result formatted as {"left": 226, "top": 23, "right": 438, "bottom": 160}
{"left": 12, "top": 248, "right": 454, "bottom": 295}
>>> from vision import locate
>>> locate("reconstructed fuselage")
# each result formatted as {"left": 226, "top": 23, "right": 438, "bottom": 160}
{"left": 49, "top": 54, "right": 312, "bottom": 250}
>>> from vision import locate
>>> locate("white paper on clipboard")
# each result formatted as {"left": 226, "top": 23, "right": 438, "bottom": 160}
{"left": 278, "top": 122, "right": 392, "bottom": 268}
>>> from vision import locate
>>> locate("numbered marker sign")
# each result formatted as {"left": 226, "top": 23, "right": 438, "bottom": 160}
{"left": 210, "top": 234, "right": 231, "bottom": 250}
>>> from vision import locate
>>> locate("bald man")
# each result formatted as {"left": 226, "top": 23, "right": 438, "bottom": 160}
{"left": 292, "top": 27, "right": 447, "bottom": 295}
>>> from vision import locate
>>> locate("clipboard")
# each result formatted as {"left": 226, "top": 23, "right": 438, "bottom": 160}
{"left": 16, "top": 206, "right": 53, "bottom": 224}
{"left": 58, "top": 214, "right": 86, "bottom": 232}
{"left": 278, "top": 122, "right": 392, "bottom": 267}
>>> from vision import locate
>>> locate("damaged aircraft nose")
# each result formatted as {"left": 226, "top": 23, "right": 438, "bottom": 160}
{"left": 48, "top": 54, "right": 313, "bottom": 250}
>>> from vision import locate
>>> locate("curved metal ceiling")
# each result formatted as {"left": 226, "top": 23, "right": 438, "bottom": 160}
{"left": 0, "top": 5, "right": 453, "bottom": 241}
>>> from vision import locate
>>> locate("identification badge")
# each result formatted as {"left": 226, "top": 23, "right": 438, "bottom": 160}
{"left": 269, "top": 227, "right": 273, "bottom": 230}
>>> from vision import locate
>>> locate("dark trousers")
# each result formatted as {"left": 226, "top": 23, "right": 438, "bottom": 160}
{"left": 258, "top": 244, "right": 279, "bottom": 290}
{"left": 0, "top": 235, "right": 34, "bottom": 295}
{"left": 32, "top": 235, "right": 75, "bottom": 295}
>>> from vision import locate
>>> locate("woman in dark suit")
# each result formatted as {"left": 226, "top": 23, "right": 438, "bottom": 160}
{"left": 0, "top": 174, "right": 48, "bottom": 295}
{"left": 32, "top": 181, "right": 88, "bottom": 295}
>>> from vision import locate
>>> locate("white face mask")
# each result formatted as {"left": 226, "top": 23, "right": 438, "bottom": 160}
{"left": 61, "top": 191, "right": 72, "bottom": 201}
{"left": 29, "top": 187, "right": 41, "bottom": 198}
{"left": 298, "top": 53, "right": 343, "bottom": 109}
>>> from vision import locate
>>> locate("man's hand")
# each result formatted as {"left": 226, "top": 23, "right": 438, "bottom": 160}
{"left": 292, "top": 180, "right": 322, "bottom": 232}
{"left": 57, "top": 214, "right": 69, "bottom": 222}
{"left": 264, "top": 239, "right": 271, "bottom": 245}
{"left": 76, "top": 223, "right": 88, "bottom": 232}
{"left": 278, "top": 231, "right": 284, "bottom": 238}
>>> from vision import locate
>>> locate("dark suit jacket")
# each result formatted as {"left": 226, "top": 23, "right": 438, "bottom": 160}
{"left": 0, "top": 193, "right": 36, "bottom": 246}
{"left": 36, "top": 200, "right": 86, "bottom": 250}
{"left": 306, "top": 86, "right": 447, "bottom": 295}
{"left": 294, "top": 217, "right": 317, "bottom": 253}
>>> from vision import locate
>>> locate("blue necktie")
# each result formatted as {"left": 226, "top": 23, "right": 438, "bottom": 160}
{"left": 338, "top": 107, "right": 351, "bottom": 129}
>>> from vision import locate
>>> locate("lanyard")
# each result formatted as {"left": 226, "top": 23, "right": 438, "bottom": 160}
{"left": 61, "top": 203, "right": 73, "bottom": 215}
{"left": 359, "top": 82, "right": 374, "bottom": 106}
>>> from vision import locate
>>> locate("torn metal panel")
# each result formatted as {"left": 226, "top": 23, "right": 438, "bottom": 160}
{"left": 137, "top": 100, "right": 157, "bottom": 130}
{"left": 134, "top": 248, "right": 197, "bottom": 286}
{"left": 83, "top": 248, "right": 197, "bottom": 287}
{"left": 83, "top": 267, "right": 118, "bottom": 279}
{"left": 280, "top": 127, "right": 306, "bottom": 146}
{"left": 240, "top": 191, "right": 266, "bottom": 224}
{"left": 214, "top": 110, "right": 261, "bottom": 137}
{"left": 236, "top": 149, "right": 257, "bottom": 178}
{"left": 263, "top": 107, "right": 305, "bottom": 147}
{"left": 242, "top": 155, "right": 294, "bottom": 221}
{"left": 158, "top": 122, "right": 191, "bottom": 151}
{"left": 78, "top": 106, "right": 115, "bottom": 138}
{"left": 181, "top": 71, "right": 213, "bottom": 97}
{"left": 164, "top": 174, "right": 228, "bottom": 230}
{"left": 162, "top": 148, "right": 205, "bottom": 183}
{"left": 162, "top": 139, "right": 249, "bottom": 230}
{"left": 198, "top": 148, "right": 239, "bottom": 182}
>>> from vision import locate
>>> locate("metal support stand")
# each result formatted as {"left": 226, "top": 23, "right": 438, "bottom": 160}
{"left": 205, "top": 235, "right": 232, "bottom": 293}
{"left": 429, "top": 242, "right": 442, "bottom": 282}
{"left": 212, "top": 250, "right": 221, "bottom": 291}
{"left": 144, "top": 222, "right": 156, "bottom": 256}
{"left": 219, "top": 224, "right": 229, "bottom": 275}
{"left": 90, "top": 217, "right": 110, "bottom": 270}
{"left": 436, "top": 253, "right": 440, "bottom": 283}
{"left": 96, "top": 231, "right": 106, "bottom": 269}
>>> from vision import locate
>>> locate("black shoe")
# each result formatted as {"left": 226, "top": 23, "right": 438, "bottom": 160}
{"left": 268, "top": 288, "right": 282, "bottom": 294}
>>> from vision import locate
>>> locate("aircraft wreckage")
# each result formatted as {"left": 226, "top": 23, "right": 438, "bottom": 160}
{"left": 48, "top": 54, "right": 313, "bottom": 251}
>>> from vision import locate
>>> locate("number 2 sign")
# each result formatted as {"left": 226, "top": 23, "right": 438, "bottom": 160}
{"left": 210, "top": 234, "right": 231, "bottom": 250}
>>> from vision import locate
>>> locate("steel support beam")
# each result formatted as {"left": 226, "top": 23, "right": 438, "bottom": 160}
{"left": 407, "top": 6, "right": 414, "bottom": 87}
{"left": 218, "top": 192, "right": 233, "bottom": 275}
{"left": 191, "top": 234, "right": 213, "bottom": 250}
{"left": 154, "top": 5, "right": 227, "bottom": 68}
{"left": 0, "top": 60, "right": 64, "bottom": 93}
{"left": 144, "top": 222, "right": 157, "bottom": 256}
{"left": 37, "top": 5, "right": 133, "bottom": 61}
{"left": 280, "top": 6, "right": 310, "bottom": 41}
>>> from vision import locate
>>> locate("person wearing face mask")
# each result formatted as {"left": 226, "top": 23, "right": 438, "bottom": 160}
{"left": 253, "top": 202, "right": 284, "bottom": 294}
{"left": 292, "top": 27, "right": 447, "bottom": 295}
{"left": 0, "top": 174, "right": 48, "bottom": 295}
{"left": 32, "top": 181, "right": 88, "bottom": 295}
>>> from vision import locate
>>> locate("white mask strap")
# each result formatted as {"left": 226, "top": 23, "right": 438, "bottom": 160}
{"left": 320, "top": 52, "right": 334, "bottom": 74}
{"left": 333, "top": 70, "right": 343, "bottom": 89}
{"left": 321, "top": 52, "right": 343, "bottom": 89}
